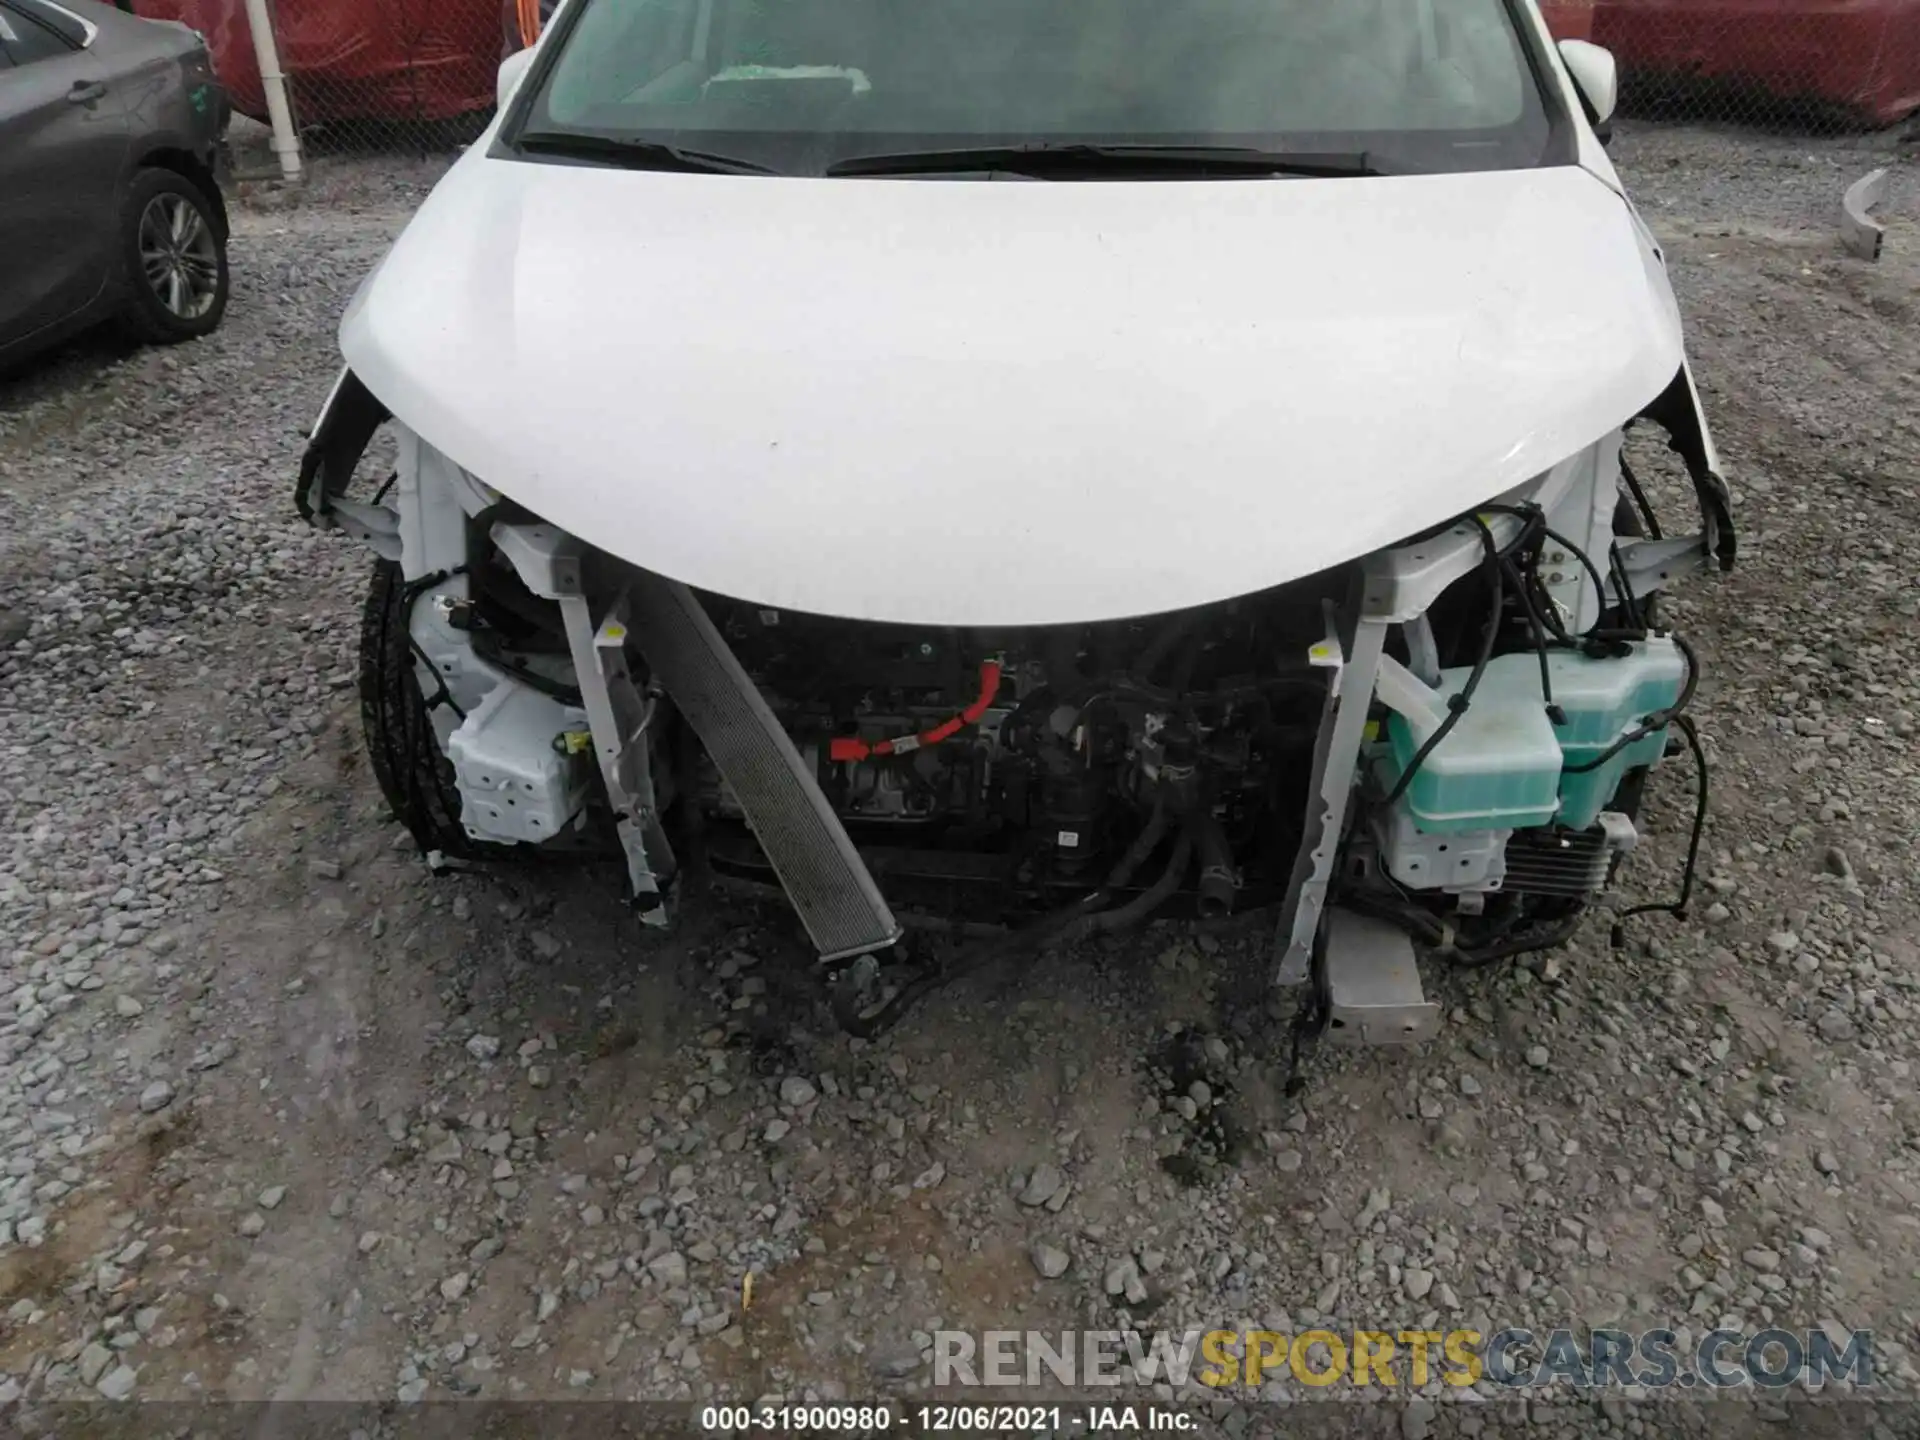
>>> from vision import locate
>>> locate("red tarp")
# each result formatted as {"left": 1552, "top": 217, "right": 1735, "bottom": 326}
{"left": 1543, "top": 0, "right": 1920, "bottom": 124}
{"left": 139, "top": 0, "right": 1920, "bottom": 129}
{"left": 133, "top": 0, "right": 500, "bottom": 124}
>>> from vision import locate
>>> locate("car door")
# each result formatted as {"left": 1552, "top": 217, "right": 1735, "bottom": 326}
{"left": 0, "top": 0, "right": 130, "bottom": 347}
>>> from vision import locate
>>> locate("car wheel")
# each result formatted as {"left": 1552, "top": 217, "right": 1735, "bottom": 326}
{"left": 119, "top": 169, "right": 229, "bottom": 345}
{"left": 360, "top": 559, "right": 478, "bottom": 857}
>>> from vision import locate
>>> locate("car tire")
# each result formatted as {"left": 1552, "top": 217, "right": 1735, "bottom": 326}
{"left": 360, "top": 559, "right": 480, "bottom": 857}
{"left": 118, "top": 168, "right": 230, "bottom": 346}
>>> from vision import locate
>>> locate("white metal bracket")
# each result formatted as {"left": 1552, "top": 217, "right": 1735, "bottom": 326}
{"left": 493, "top": 522, "right": 677, "bottom": 922}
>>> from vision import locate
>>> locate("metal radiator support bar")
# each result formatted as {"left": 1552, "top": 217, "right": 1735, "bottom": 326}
{"left": 622, "top": 568, "right": 903, "bottom": 963}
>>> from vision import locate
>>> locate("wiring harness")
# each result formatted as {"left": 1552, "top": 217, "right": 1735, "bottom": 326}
{"left": 1358, "top": 489, "right": 1713, "bottom": 966}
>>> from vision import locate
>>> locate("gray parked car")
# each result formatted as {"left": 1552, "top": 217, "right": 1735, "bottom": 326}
{"left": 0, "top": 0, "right": 231, "bottom": 370}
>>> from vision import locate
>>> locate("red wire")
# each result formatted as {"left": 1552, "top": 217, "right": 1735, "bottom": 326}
{"left": 829, "top": 660, "right": 1003, "bottom": 763}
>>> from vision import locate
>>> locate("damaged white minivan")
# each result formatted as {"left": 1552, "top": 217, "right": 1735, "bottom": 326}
{"left": 298, "top": 0, "right": 1736, "bottom": 1044}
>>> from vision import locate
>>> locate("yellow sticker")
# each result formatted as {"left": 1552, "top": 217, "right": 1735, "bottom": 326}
{"left": 603, "top": 623, "right": 627, "bottom": 641}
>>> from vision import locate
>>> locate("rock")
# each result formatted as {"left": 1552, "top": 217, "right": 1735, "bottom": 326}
{"left": 1358, "top": 1187, "right": 1392, "bottom": 1227}
{"left": 114, "top": 995, "right": 144, "bottom": 1018}
{"left": 1404, "top": 1269, "right": 1435, "bottom": 1301}
{"left": 238, "top": 1212, "right": 266, "bottom": 1238}
{"left": 648, "top": 1252, "right": 689, "bottom": 1288}
{"left": 1030, "top": 1241, "right": 1071, "bottom": 1279}
{"left": 764, "top": 1118, "right": 791, "bottom": 1144}
{"left": 1744, "top": 1247, "right": 1781, "bottom": 1273}
{"left": 138, "top": 1081, "right": 174, "bottom": 1114}
{"left": 779, "top": 1076, "right": 817, "bottom": 1107}
{"left": 1525, "top": 1046, "right": 1550, "bottom": 1069}
{"left": 1401, "top": 1398, "right": 1436, "bottom": 1440}
{"left": 441, "top": 1272, "right": 471, "bottom": 1302}
{"left": 189, "top": 1040, "right": 236, "bottom": 1072}
{"left": 867, "top": 1339, "right": 924, "bottom": 1379}
{"left": 1817, "top": 1011, "right": 1856, "bottom": 1042}
{"left": 1019, "top": 1163, "right": 1065, "bottom": 1207}
{"left": 78, "top": 1342, "right": 114, "bottom": 1385}
{"left": 1816, "top": 1150, "right": 1841, "bottom": 1176}
{"left": 425, "top": 1135, "right": 463, "bottom": 1165}
{"left": 96, "top": 1364, "right": 138, "bottom": 1400}
{"left": 528, "top": 930, "right": 562, "bottom": 960}
{"left": 258, "top": 1185, "right": 287, "bottom": 1210}
{"left": 466, "top": 1034, "right": 501, "bottom": 1061}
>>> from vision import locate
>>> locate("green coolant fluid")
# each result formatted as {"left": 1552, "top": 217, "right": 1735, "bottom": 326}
{"left": 1383, "top": 638, "right": 1686, "bottom": 834}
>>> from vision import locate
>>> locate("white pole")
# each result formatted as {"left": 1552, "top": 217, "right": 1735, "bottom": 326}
{"left": 242, "top": 0, "right": 303, "bottom": 183}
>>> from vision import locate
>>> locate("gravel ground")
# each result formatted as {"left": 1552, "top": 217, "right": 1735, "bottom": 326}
{"left": 1, "top": 124, "right": 1917, "bottom": 1434}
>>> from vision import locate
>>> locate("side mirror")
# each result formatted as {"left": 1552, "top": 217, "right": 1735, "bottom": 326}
{"left": 498, "top": 48, "right": 536, "bottom": 111}
{"left": 1557, "top": 39, "right": 1618, "bottom": 140}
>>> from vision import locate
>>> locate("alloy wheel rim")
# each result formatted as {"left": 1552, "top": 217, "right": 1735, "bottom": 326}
{"left": 137, "top": 193, "right": 219, "bottom": 320}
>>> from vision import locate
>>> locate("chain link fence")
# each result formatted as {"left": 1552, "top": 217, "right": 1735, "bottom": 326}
{"left": 130, "top": 0, "right": 527, "bottom": 165}
{"left": 1544, "top": 1, "right": 1920, "bottom": 134}
{"left": 137, "top": 0, "right": 1920, "bottom": 172}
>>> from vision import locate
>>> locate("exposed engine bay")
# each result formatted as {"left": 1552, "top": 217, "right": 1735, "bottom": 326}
{"left": 299, "top": 366, "right": 1735, "bottom": 1048}
{"left": 697, "top": 586, "right": 1338, "bottom": 921}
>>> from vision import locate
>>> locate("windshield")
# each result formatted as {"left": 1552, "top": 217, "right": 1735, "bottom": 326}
{"left": 511, "top": 0, "right": 1558, "bottom": 176}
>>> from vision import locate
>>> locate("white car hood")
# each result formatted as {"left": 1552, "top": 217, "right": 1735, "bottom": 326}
{"left": 341, "top": 153, "right": 1684, "bottom": 628}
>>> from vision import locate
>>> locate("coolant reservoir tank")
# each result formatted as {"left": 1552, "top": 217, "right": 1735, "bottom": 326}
{"left": 1379, "top": 638, "right": 1686, "bottom": 835}
{"left": 1381, "top": 656, "right": 1565, "bottom": 834}
{"left": 1547, "top": 637, "right": 1686, "bottom": 829}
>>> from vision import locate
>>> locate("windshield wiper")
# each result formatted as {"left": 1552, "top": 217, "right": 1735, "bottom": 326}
{"left": 824, "top": 143, "right": 1390, "bottom": 179}
{"left": 515, "top": 129, "right": 775, "bottom": 176}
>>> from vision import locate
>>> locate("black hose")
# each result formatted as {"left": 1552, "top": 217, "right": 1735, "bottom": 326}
{"left": 1070, "top": 830, "right": 1195, "bottom": 941}
{"left": 1620, "top": 457, "right": 1664, "bottom": 540}
{"left": 1448, "top": 913, "right": 1583, "bottom": 968}
{"left": 1193, "top": 808, "right": 1236, "bottom": 919}
{"left": 1050, "top": 794, "right": 1172, "bottom": 925}
{"left": 1334, "top": 888, "right": 1450, "bottom": 947}
{"left": 1608, "top": 543, "right": 1645, "bottom": 632}
{"left": 1499, "top": 552, "right": 1564, "bottom": 726}
{"left": 831, "top": 798, "right": 1185, "bottom": 1039}
{"left": 1478, "top": 504, "right": 1613, "bottom": 637}
{"left": 1611, "top": 714, "right": 1710, "bottom": 943}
